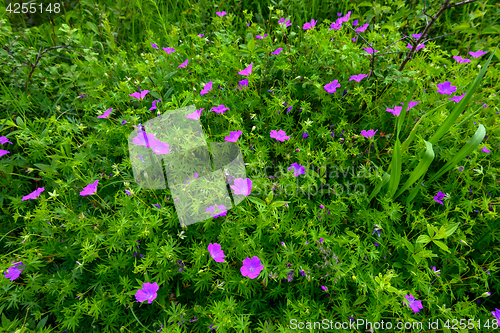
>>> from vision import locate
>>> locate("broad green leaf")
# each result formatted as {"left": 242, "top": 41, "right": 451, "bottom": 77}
{"left": 445, "top": 222, "right": 460, "bottom": 237}
{"left": 416, "top": 235, "right": 431, "bottom": 244}
{"left": 271, "top": 201, "right": 288, "bottom": 208}
{"left": 368, "top": 172, "right": 390, "bottom": 201}
{"left": 429, "top": 46, "right": 497, "bottom": 145}
{"left": 427, "top": 124, "right": 486, "bottom": 184}
{"left": 434, "top": 240, "right": 450, "bottom": 253}
{"left": 346, "top": 230, "right": 358, "bottom": 238}
{"left": 247, "top": 196, "right": 266, "bottom": 207}
{"left": 247, "top": 38, "right": 256, "bottom": 52}
{"left": 387, "top": 139, "right": 402, "bottom": 198}
{"left": 395, "top": 140, "right": 434, "bottom": 199}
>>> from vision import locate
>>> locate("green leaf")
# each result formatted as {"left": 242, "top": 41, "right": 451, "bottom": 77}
{"left": 180, "top": 92, "right": 193, "bottom": 108}
{"left": 397, "top": 82, "right": 417, "bottom": 138}
{"left": 387, "top": 139, "right": 402, "bottom": 198}
{"left": 434, "top": 240, "right": 450, "bottom": 253}
{"left": 86, "top": 22, "right": 100, "bottom": 35}
{"left": 445, "top": 222, "right": 460, "bottom": 237}
{"left": 247, "top": 196, "right": 266, "bottom": 207}
{"left": 394, "top": 140, "right": 434, "bottom": 199}
{"left": 427, "top": 124, "right": 486, "bottom": 184}
{"left": 429, "top": 46, "right": 497, "bottom": 145}
{"left": 271, "top": 201, "right": 287, "bottom": 208}
{"left": 416, "top": 235, "right": 431, "bottom": 245}
{"left": 247, "top": 38, "right": 256, "bottom": 52}
{"left": 36, "top": 316, "right": 49, "bottom": 330}
{"left": 369, "top": 172, "right": 390, "bottom": 201}
{"left": 345, "top": 230, "right": 358, "bottom": 238}
{"left": 405, "top": 175, "right": 424, "bottom": 205}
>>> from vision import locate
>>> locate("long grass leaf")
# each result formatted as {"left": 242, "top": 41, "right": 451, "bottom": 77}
{"left": 427, "top": 124, "right": 486, "bottom": 184}
{"left": 387, "top": 139, "right": 402, "bottom": 198}
{"left": 397, "top": 81, "right": 417, "bottom": 139}
{"left": 395, "top": 140, "right": 434, "bottom": 199}
{"left": 368, "top": 172, "right": 390, "bottom": 201}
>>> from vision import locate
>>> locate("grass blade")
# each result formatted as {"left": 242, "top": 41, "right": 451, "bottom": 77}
{"left": 427, "top": 124, "right": 486, "bottom": 184}
{"left": 394, "top": 140, "right": 434, "bottom": 199}
{"left": 397, "top": 81, "right": 417, "bottom": 139}
{"left": 387, "top": 138, "right": 402, "bottom": 198}
{"left": 429, "top": 46, "right": 497, "bottom": 145}
{"left": 368, "top": 172, "right": 391, "bottom": 201}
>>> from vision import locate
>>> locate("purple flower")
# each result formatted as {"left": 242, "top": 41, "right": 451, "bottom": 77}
{"left": 198, "top": 34, "right": 204, "bottom": 37}
{"left": 151, "top": 43, "right": 158, "bottom": 49}
{"left": 270, "top": 129, "right": 290, "bottom": 142}
{"left": 271, "top": 47, "right": 283, "bottom": 55}
{"left": 278, "top": 17, "right": 292, "bottom": 27}
{"left": 129, "top": 90, "right": 150, "bottom": 100}
{"left": 355, "top": 23, "right": 369, "bottom": 32}
{"left": 403, "top": 294, "right": 423, "bottom": 313}
{"left": 200, "top": 81, "right": 213, "bottom": 96}
{"left": 210, "top": 105, "right": 229, "bottom": 114}
{"left": 319, "top": 238, "right": 324, "bottom": 243}
{"left": 240, "top": 256, "right": 264, "bottom": 279}
{"left": 162, "top": 47, "right": 175, "bottom": 54}
{"left": 412, "top": 33, "right": 422, "bottom": 39}
{"left": 206, "top": 204, "right": 227, "bottom": 218}
{"left": 372, "top": 225, "right": 382, "bottom": 237}
{"left": 363, "top": 47, "right": 378, "bottom": 54}
{"left": 286, "top": 270, "right": 294, "bottom": 282}
{"left": 225, "top": 130, "right": 242, "bottom": 142}
{"left": 329, "top": 19, "right": 342, "bottom": 30}
{"left": 469, "top": 50, "right": 487, "bottom": 58}
{"left": 430, "top": 266, "right": 441, "bottom": 277}
{"left": 458, "top": 166, "right": 464, "bottom": 172}
{"left": 0, "top": 136, "right": 13, "bottom": 145}
{"left": 386, "top": 106, "right": 402, "bottom": 116}
{"left": 321, "top": 286, "right": 328, "bottom": 291}
{"left": 230, "top": 178, "right": 252, "bottom": 196}
{"left": 187, "top": 108, "right": 203, "bottom": 120}
{"left": 125, "top": 189, "right": 132, "bottom": 196}
{"left": 80, "top": 180, "right": 98, "bottom": 196}
{"left": 135, "top": 282, "right": 159, "bottom": 304}
{"left": 22, "top": 187, "right": 45, "bottom": 201}
{"left": 319, "top": 205, "right": 324, "bottom": 209}
{"left": 481, "top": 146, "right": 491, "bottom": 153}
{"left": 453, "top": 56, "right": 471, "bottom": 63}
{"left": 178, "top": 59, "right": 189, "bottom": 68}
{"left": 150, "top": 139, "right": 170, "bottom": 155}
{"left": 238, "top": 79, "right": 248, "bottom": 90}
{"left": 303, "top": 19, "right": 317, "bottom": 30}
{"left": 352, "top": 20, "right": 358, "bottom": 26}
{"left": 437, "top": 81, "right": 457, "bottom": 95}
{"left": 433, "top": 191, "right": 446, "bottom": 205}
{"left": 349, "top": 74, "right": 368, "bottom": 82}
{"left": 4, "top": 262, "right": 25, "bottom": 281}
{"left": 449, "top": 93, "right": 466, "bottom": 103}
{"left": 360, "top": 129, "right": 378, "bottom": 138}
{"left": 288, "top": 162, "right": 305, "bottom": 177}
{"left": 208, "top": 243, "right": 226, "bottom": 263}
{"left": 256, "top": 33, "right": 267, "bottom": 39}
{"left": 121, "top": 120, "right": 128, "bottom": 125}
{"left": 149, "top": 99, "right": 161, "bottom": 111}
{"left": 302, "top": 132, "right": 309, "bottom": 139}
{"left": 351, "top": 36, "right": 358, "bottom": 42}
{"left": 216, "top": 11, "right": 227, "bottom": 17}
{"left": 238, "top": 62, "right": 253, "bottom": 76}
{"left": 300, "top": 270, "right": 305, "bottom": 276}
{"left": 492, "top": 308, "right": 500, "bottom": 321}
{"left": 407, "top": 43, "right": 425, "bottom": 51}
{"left": 374, "top": 242, "right": 380, "bottom": 246}
{"left": 153, "top": 204, "right": 161, "bottom": 209}
{"left": 209, "top": 324, "right": 219, "bottom": 330}
{"left": 324, "top": 80, "right": 341, "bottom": 93}
{"left": 97, "top": 108, "right": 112, "bottom": 119}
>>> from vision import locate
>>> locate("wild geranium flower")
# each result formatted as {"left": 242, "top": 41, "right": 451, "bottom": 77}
{"left": 151, "top": 43, "right": 158, "bottom": 49}
{"left": 453, "top": 56, "right": 471, "bottom": 63}
{"left": 303, "top": 19, "right": 316, "bottom": 30}
{"left": 125, "top": 189, "right": 132, "bottom": 196}
{"left": 406, "top": 43, "right": 425, "bottom": 51}
{"left": 230, "top": 178, "right": 252, "bottom": 196}
{"left": 412, "top": 33, "right": 422, "bottom": 39}
{"left": 278, "top": 17, "right": 292, "bottom": 27}
{"left": 186, "top": 108, "right": 203, "bottom": 120}
{"left": 238, "top": 79, "right": 248, "bottom": 89}
{"left": 433, "top": 191, "right": 446, "bottom": 205}
{"left": 208, "top": 243, "right": 226, "bottom": 263}
{"left": 211, "top": 105, "right": 229, "bottom": 114}
{"left": 240, "top": 256, "right": 264, "bottom": 279}
{"left": 481, "top": 146, "right": 491, "bottom": 153}
{"left": 355, "top": 23, "right": 369, "bottom": 32}
{"left": 209, "top": 324, "right": 219, "bottom": 330}
{"left": 352, "top": 20, "right": 358, "bottom": 26}
{"left": 437, "top": 81, "right": 457, "bottom": 95}
{"left": 372, "top": 224, "right": 382, "bottom": 237}
{"left": 4, "top": 262, "right": 25, "bottom": 281}
{"left": 198, "top": 34, "right": 204, "bottom": 37}
{"left": 360, "top": 129, "right": 378, "bottom": 138}
{"left": 216, "top": 11, "right": 227, "bottom": 17}
{"left": 22, "top": 187, "right": 45, "bottom": 201}
{"left": 363, "top": 47, "right": 378, "bottom": 54}
{"left": 133, "top": 132, "right": 155, "bottom": 147}
{"left": 149, "top": 99, "right": 161, "bottom": 111}
{"left": 402, "top": 101, "right": 421, "bottom": 110}
{"left": 430, "top": 266, "right": 441, "bottom": 276}
{"left": 386, "top": 106, "right": 402, "bottom": 116}
{"left": 469, "top": 50, "right": 487, "bottom": 58}
{"left": 288, "top": 162, "right": 305, "bottom": 177}
{"left": 256, "top": 33, "right": 267, "bottom": 39}
{"left": 206, "top": 204, "right": 227, "bottom": 218}
{"left": 321, "top": 286, "right": 328, "bottom": 291}
{"left": 349, "top": 74, "right": 367, "bottom": 82}
{"left": 162, "top": 47, "right": 175, "bottom": 54}
{"left": 492, "top": 308, "right": 500, "bottom": 321}
{"left": 130, "top": 90, "right": 150, "bottom": 100}
{"left": 324, "top": 80, "right": 341, "bottom": 93}
{"left": 153, "top": 204, "right": 161, "bottom": 209}
{"left": 340, "top": 11, "right": 351, "bottom": 23}
{"left": 225, "top": 130, "right": 242, "bottom": 142}
{"left": 402, "top": 294, "right": 423, "bottom": 313}
{"left": 351, "top": 36, "right": 358, "bottom": 42}
{"left": 270, "top": 129, "right": 290, "bottom": 142}
{"left": 150, "top": 139, "right": 170, "bottom": 155}
{"left": 121, "top": 120, "right": 128, "bottom": 125}
{"left": 80, "top": 180, "right": 98, "bottom": 196}
{"left": 271, "top": 47, "right": 283, "bottom": 55}
{"left": 97, "top": 108, "right": 112, "bottom": 119}
{"left": 329, "top": 18, "right": 343, "bottom": 30}
{"left": 178, "top": 59, "right": 189, "bottom": 68}
{"left": 449, "top": 93, "right": 466, "bottom": 103}
{"left": 302, "top": 132, "right": 308, "bottom": 139}
{"left": 200, "top": 81, "right": 213, "bottom": 96}
{"left": 135, "top": 282, "right": 159, "bottom": 304}
{"left": 238, "top": 62, "right": 253, "bottom": 76}
{"left": 0, "top": 136, "right": 13, "bottom": 144}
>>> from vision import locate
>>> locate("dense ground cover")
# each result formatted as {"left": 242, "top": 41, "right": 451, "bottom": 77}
{"left": 1, "top": 0, "right": 500, "bottom": 332}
